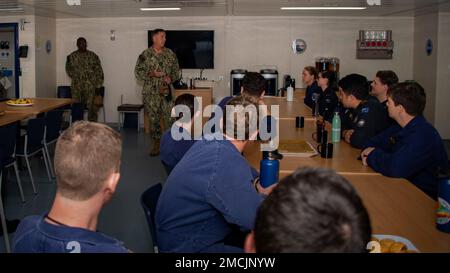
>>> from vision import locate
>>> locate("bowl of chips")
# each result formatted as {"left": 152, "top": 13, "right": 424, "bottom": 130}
{"left": 368, "top": 235, "right": 419, "bottom": 253}
{"left": 6, "top": 98, "right": 34, "bottom": 106}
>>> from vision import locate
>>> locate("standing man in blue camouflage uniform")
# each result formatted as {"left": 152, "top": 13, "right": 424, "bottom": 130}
{"left": 66, "top": 37, "right": 104, "bottom": 122}
{"left": 135, "top": 29, "right": 180, "bottom": 156}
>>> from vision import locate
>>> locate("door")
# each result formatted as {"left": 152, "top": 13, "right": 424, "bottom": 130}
{"left": 0, "top": 23, "right": 19, "bottom": 99}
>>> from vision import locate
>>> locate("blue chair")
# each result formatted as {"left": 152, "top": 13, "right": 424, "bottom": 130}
{"left": 0, "top": 170, "right": 11, "bottom": 253}
{"left": 44, "top": 110, "right": 63, "bottom": 178}
{"left": 140, "top": 183, "right": 163, "bottom": 253}
{"left": 0, "top": 123, "right": 25, "bottom": 202}
{"left": 16, "top": 118, "right": 52, "bottom": 193}
{"left": 57, "top": 86, "right": 72, "bottom": 100}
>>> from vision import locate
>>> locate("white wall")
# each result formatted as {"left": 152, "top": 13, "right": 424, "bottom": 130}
{"left": 56, "top": 16, "right": 414, "bottom": 123}
{"left": 35, "top": 16, "right": 56, "bottom": 98}
{"left": 435, "top": 13, "right": 450, "bottom": 139}
{"left": 413, "top": 13, "right": 438, "bottom": 124}
{"left": 0, "top": 16, "right": 36, "bottom": 98}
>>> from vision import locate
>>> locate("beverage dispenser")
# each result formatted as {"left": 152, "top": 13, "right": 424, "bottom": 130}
{"left": 230, "top": 69, "right": 247, "bottom": 96}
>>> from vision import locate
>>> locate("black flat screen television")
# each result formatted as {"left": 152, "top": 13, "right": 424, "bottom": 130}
{"left": 148, "top": 30, "right": 214, "bottom": 69}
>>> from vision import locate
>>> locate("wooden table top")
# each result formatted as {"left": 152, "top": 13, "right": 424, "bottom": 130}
{"left": 263, "top": 96, "right": 314, "bottom": 120}
{"left": 245, "top": 95, "right": 450, "bottom": 252}
{"left": 0, "top": 98, "right": 72, "bottom": 127}
{"left": 345, "top": 175, "right": 450, "bottom": 253}
{"left": 1, "top": 98, "right": 72, "bottom": 116}
{"left": 0, "top": 112, "right": 30, "bottom": 127}
{"left": 245, "top": 119, "right": 377, "bottom": 175}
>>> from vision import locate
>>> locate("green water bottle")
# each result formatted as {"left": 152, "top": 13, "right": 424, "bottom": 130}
{"left": 331, "top": 112, "right": 341, "bottom": 143}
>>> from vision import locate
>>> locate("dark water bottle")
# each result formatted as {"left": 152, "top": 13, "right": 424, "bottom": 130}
{"left": 260, "top": 150, "right": 283, "bottom": 188}
{"left": 437, "top": 167, "right": 450, "bottom": 233}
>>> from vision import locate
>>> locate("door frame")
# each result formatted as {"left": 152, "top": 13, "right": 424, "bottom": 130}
{"left": 0, "top": 23, "right": 20, "bottom": 98}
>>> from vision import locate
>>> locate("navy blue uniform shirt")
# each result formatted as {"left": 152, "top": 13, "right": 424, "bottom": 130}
{"left": 304, "top": 81, "right": 322, "bottom": 108}
{"left": 342, "top": 99, "right": 390, "bottom": 149}
{"left": 160, "top": 125, "right": 196, "bottom": 173}
{"left": 318, "top": 87, "right": 339, "bottom": 121}
{"left": 13, "top": 215, "right": 129, "bottom": 253}
{"left": 155, "top": 138, "right": 264, "bottom": 253}
{"left": 364, "top": 116, "right": 449, "bottom": 199}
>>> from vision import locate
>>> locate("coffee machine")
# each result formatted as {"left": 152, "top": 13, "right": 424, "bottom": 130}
{"left": 315, "top": 57, "right": 340, "bottom": 90}
{"left": 230, "top": 69, "right": 247, "bottom": 96}
{"left": 260, "top": 69, "right": 278, "bottom": 96}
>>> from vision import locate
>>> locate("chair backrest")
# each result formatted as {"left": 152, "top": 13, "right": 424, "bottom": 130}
{"left": 26, "top": 118, "right": 46, "bottom": 148}
{"left": 57, "top": 86, "right": 71, "bottom": 99}
{"left": 45, "top": 110, "right": 63, "bottom": 142}
{"left": 140, "top": 183, "right": 163, "bottom": 250}
{"left": 71, "top": 103, "right": 84, "bottom": 122}
{"left": 0, "top": 123, "right": 18, "bottom": 164}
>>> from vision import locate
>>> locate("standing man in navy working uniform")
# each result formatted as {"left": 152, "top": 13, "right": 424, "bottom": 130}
{"left": 361, "top": 81, "right": 448, "bottom": 199}
{"left": 338, "top": 74, "right": 390, "bottom": 149}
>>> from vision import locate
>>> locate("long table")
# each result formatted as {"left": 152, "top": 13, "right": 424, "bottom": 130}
{"left": 245, "top": 93, "right": 450, "bottom": 252}
{"left": 0, "top": 98, "right": 72, "bottom": 127}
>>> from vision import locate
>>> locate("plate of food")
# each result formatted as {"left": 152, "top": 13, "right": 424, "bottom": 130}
{"left": 369, "top": 234, "right": 419, "bottom": 253}
{"left": 6, "top": 98, "right": 34, "bottom": 106}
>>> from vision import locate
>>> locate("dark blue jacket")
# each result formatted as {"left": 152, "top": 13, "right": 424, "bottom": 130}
{"left": 318, "top": 87, "right": 339, "bottom": 121}
{"left": 304, "top": 81, "right": 321, "bottom": 108}
{"left": 13, "top": 215, "right": 128, "bottom": 253}
{"left": 160, "top": 126, "right": 196, "bottom": 174}
{"left": 364, "top": 116, "right": 449, "bottom": 199}
{"left": 155, "top": 139, "right": 264, "bottom": 253}
{"left": 342, "top": 99, "right": 391, "bottom": 149}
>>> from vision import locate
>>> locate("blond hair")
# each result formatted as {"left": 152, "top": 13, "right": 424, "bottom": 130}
{"left": 54, "top": 121, "right": 122, "bottom": 201}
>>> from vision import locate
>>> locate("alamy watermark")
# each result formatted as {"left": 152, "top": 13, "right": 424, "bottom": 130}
{"left": 170, "top": 97, "right": 280, "bottom": 151}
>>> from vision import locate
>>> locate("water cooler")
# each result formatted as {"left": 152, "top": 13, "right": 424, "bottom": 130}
{"left": 260, "top": 69, "right": 278, "bottom": 96}
{"left": 230, "top": 69, "right": 247, "bottom": 96}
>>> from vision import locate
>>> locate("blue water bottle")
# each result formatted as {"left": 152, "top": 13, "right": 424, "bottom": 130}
{"left": 437, "top": 167, "right": 450, "bottom": 233}
{"left": 260, "top": 150, "right": 283, "bottom": 188}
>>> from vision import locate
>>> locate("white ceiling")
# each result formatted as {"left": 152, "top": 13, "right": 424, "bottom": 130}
{"left": 0, "top": 0, "right": 449, "bottom": 18}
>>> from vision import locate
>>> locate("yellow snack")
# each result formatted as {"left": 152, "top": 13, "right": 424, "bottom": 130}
{"left": 7, "top": 98, "right": 33, "bottom": 105}
{"left": 389, "top": 242, "right": 407, "bottom": 253}
{"left": 379, "top": 239, "right": 395, "bottom": 251}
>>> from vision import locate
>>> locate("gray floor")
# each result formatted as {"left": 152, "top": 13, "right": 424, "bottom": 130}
{"left": 0, "top": 126, "right": 167, "bottom": 253}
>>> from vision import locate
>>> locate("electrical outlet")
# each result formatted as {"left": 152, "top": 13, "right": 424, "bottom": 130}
{"left": 218, "top": 75, "right": 224, "bottom": 81}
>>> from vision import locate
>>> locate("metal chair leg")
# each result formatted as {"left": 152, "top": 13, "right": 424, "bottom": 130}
{"left": 137, "top": 111, "right": 140, "bottom": 133}
{"left": 13, "top": 163, "right": 25, "bottom": 203}
{"left": 0, "top": 186, "right": 11, "bottom": 253}
{"left": 24, "top": 156, "right": 37, "bottom": 194}
{"left": 41, "top": 150, "right": 52, "bottom": 182}
{"left": 44, "top": 144, "right": 55, "bottom": 178}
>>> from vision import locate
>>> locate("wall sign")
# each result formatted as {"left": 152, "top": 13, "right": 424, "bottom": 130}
{"left": 46, "top": 40, "right": 52, "bottom": 54}
{"left": 292, "top": 39, "right": 307, "bottom": 54}
{"left": 426, "top": 39, "right": 433, "bottom": 56}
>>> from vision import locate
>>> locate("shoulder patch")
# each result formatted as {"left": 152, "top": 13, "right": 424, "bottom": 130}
{"left": 138, "top": 54, "right": 146, "bottom": 62}
{"left": 361, "top": 107, "right": 369, "bottom": 114}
